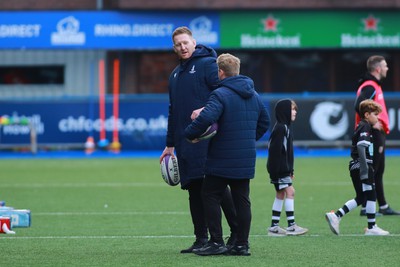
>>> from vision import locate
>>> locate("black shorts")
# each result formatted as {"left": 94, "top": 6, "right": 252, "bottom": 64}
{"left": 271, "top": 176, "right": 293, "bottom": 191}
{"left": 349, "top": 160, "right": 374, "bottom": 184}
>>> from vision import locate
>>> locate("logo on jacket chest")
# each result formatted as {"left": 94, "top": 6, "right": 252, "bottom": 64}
{"left": 174, "top": 65, "right": 196, "bottom": 78}
{"left": 189, "top": 65, "right": 196, "bottom": 74}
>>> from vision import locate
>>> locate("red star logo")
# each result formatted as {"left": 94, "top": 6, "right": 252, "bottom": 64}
{"left": 262, "top": 15, "right": 279, "bottom": 32}
{"left": 362, "top": 14, "right": 379, "bottom": 32}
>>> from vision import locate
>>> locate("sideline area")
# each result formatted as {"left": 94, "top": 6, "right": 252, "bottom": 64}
{"left": 0, "top": 148, "right": 399, "bottom": 159}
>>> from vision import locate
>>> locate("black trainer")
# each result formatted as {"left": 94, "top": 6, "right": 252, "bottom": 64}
{"left": 225, "top": 234, "right": 237, "bottom": 250}
{"left": 194, "top": 241, "right": 227, "bottom": 256}
{"left": 180, "top": 238, "right": 208, "bottom": 253}
{"left": 379, "top": 206, "right": 400, "bottom": 215}
{"left": 225, "top": 244, "right": 251, "bottom": 256}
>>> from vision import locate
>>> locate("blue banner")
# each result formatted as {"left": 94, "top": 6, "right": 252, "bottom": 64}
{"left": 1, "top": 96, "right": 399, "bottom": 150}
{"left": 0, "top": 99, "right": 169, "bottom": 150}
{"left": 0, "top": 11, "right": 220, "bottom": 49}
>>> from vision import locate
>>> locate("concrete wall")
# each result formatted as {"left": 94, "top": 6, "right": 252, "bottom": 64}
{"left": 0, "top": 50, "right": 104, "bottom": 98}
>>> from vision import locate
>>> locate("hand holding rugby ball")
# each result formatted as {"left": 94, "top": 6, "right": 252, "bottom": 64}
{"left": 197, "top": 122, "right": 218, "bottom": 141}
{"left": 160, "top": 154, "right": 180, "bottom": 186}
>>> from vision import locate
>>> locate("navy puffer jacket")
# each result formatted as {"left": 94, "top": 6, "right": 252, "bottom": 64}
{"left": 185, "top": 75, "right": 270, "bottom": 179}
{"left": 166, "top": 45, "right": 219, "bottom": 189}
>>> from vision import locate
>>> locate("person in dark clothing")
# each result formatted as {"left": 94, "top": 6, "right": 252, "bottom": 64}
{"left": 354, "top": 55, "right": 399, "bottom": 216}
{"left": 159, "top": 27, "right": 238, "bottom": 253}
{"left": 326, "top": 100, "right": 389, "bottom": 236}
{"left": 266, "top": 99, "right": 308, "bottom": 236}
{"left": 185, "top": 53, "right": 270, "bottom": 256}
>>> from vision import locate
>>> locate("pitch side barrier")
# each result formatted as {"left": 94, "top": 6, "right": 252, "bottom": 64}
{"left": 259, "top": 92, "right": 400, "bottom": 149}
{"left": 0, "top": 93, "right": 399, "bottom": 152}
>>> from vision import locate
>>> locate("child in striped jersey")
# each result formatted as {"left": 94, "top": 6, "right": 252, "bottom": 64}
{"left": 325, "top": 99, "right": 389, "bottom": 236}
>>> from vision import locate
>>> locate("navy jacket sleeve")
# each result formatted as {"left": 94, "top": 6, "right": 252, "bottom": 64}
{"left": 166, "top": 83, "right": 175, "bottom": 147}
{"left": 203, "top": 57, "right": 219, "bottom": 91}
{"left": 184, "top": 93, "right": 223, "bottom": 140}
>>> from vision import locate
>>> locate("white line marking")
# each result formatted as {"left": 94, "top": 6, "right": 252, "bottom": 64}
{"left": 34, "top": 211, "right": 188, "bottom": 216}
{"left": 2, "top": 181, "right": 399, "bottom": 188}
{"left": 2, "top": 234, "right": 400, "bottom": 240}
{"left": 0, "top": 182, "right": 165, "bottom": 188}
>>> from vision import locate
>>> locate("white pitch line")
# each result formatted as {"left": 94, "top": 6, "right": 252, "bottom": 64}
{"left": 0, "top": 182, "right": 165, "bottom": 188}
{"left": 34, "top": 211, "right": 188, "bottom": 216}
{"left": 2, "top": 182, "right": 324, "bottom": 189}
{"left": 2, "top": 234, "right": 400, "bottom": 240}
{"left": 1, "top": 235, "right": 192, "bottom": 240}
{"left": 1, "top": 181, "right": 399, "bottom": 188}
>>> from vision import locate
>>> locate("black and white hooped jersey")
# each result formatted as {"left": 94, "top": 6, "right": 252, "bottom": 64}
{"left": 350, "top": 120, "right": 373, "bottom": 161}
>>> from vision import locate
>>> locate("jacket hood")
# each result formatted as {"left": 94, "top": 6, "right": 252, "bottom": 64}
{"left": 180, "top": 44, "right": 217, "bottom": 67}
{"left": 357, "top": 72, "right": 381, "bottom": 87}
{"left": 219, "top": 75, "right": 255, "bottom": 99}
{"left": 192, "top": 44, "right": 217, "bottom": 59}
{"left": 274, "top": 99, "right": 292, "bottom": 125}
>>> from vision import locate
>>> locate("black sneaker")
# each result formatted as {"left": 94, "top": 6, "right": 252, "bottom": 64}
{"left": 360, "top": 209, "right": 382, "bottom": 217}
{"left": 194, "top": 241, "right": 227, "bottom": 256}
{"left": 180, "top": 238, "right": 208, "bottom": 253}
{"left": 379, "top": 206, "right": 400, "bottom": 215}
{"left": 225, "top": 234, "right": 237, "bottom": 250}
{"left": 225, "top": 244, "right": 251, "bottom": 256}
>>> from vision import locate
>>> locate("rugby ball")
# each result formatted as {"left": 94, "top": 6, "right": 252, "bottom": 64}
{"left": 198, "top": 122, "right": 218, "bottom": 141}
{"left": 160, "top": 154, "right": 180, "bottom": 186}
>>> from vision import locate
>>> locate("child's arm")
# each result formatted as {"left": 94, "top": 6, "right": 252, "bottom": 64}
{"left": 267, "top": 125, "right": 285, "bottom": 177}
{"left": 357, "top": 142, "right": 369, "bottom": 180}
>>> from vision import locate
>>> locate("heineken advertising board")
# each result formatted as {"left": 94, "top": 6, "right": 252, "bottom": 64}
{"left": 220, "top": 11, "right": 400, "bottom": 49}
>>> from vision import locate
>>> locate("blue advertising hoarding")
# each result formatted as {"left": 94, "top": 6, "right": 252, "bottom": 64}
{"left": 0, "top": 97, "right": 271, "bottom": 151}
{"left": 1, "top": 96, "right": 399, "bottom": 151}
{"left": 0, "top": 11, "right": 219, "bottom": 49}
{"left": 0, "top": 99, "right": 169, "bottom": 150}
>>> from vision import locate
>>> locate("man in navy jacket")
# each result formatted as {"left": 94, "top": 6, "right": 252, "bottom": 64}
{"left": 160, "top": 27, "right": 237, "bottom": 253}
{"left": 185, "top": 53, "right": 270, "bottom": 256}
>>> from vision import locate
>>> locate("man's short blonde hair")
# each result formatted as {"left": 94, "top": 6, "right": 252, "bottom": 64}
{"left": 217, "top": 53, "right": 240, "bottom": 77}
{"left": 172, "top": 26, "right": 192, "bottom": 41}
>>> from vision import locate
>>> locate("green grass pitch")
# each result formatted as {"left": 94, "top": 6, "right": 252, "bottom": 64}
{"left": 0, "top": 156, "right": 399, "bottom": 266}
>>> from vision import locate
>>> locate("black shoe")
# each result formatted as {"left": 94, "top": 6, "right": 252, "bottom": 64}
{"left": 225, "top": 234, "right": 237, "bottom": 250}
{"left": 379, "top": 206, "right": 400, "bottom": 215}
{"left": 225, "top": 244, "right": 251, "bottom": 256}
{"left": 180, "top": 238, "right": 208, "bottom": 253}
{"left": 360, "top": 209, "right": 382, "bottom": 217}
{"left": 194, "top": 241, "right": 227, "bottom": 256}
